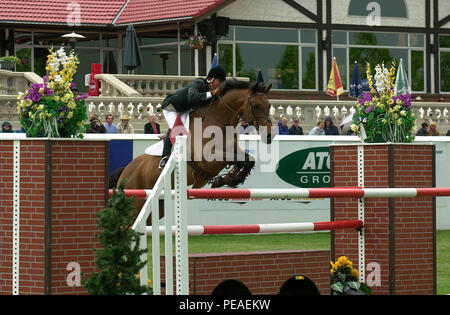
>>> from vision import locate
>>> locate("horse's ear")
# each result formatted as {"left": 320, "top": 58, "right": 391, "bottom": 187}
{"left": 264, "top": 83, "right": 272, "bottom": 94}
{"left": 252, "top": 82, "right": 259, "bottom": 94}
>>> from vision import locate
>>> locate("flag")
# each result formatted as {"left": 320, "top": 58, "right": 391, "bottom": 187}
{"left": 327, "top": 57, "right": 344, "bottom": 97}
{"left": 210, "top": 53, "right": 219, "bottom": 70}
{"left": 257, "top": 70, "right": 264, "bottom": 83}
{"left": 394, "top": 58, "right": 411, "bottom": 96}
{"left": 169, "top": 113, "right": 189, "bottom": 145}
{"left": 349, "top": 61, "right": 363, "bottom": 98}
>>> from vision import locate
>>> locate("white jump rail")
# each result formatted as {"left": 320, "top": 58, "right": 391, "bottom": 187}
{"left": 130, "top": 135, "right": 189, "bottom": 295}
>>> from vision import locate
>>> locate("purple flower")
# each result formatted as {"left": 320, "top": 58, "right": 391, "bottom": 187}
{"left": 358, "top": 92, "right": 372, "bottom": 107}
{"left": 74, "top": 93, "right": 88, "bottom": 101}
{"left": 393, "top": 94, "right": 412, "bottom": 109}
{"left": 365, "top": 104, "right": 375, "bottom": 114}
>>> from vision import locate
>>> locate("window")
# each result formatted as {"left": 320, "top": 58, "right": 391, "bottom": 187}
{"left": 333, "top": 31, "right": 426, "bottom": 93}
{"left": 440, "top": 36, "right": 450, "bottom": 92}
{"left": 348, "top": 0, "right": 408, "bottom": 18}
{"left": 218, "top": 26, "right": 317, "bottom": 90}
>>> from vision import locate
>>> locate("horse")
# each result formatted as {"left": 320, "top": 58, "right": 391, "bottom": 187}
{"left": 117, "top": 80, "right": 273, "bottom": 222}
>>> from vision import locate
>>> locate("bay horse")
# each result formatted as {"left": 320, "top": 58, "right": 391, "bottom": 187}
{"left": 117, "top": 80, "right": 272, "bottom": 222}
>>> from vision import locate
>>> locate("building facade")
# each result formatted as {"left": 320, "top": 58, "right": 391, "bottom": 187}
{"left": 0, "top": 0, "right": 449, "bottom": 99}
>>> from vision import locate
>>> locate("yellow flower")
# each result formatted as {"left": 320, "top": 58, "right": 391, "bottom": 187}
{"left": 352, "top": 269, "right": 359, "bottom": 277}
{"left": 330, "top": 261, "right": 337, "bottom": 270}
{"left": 38, "top": 104, "right": 44, "bottom": 111}
{"left": 295, "top": 275, "right": 305, "bottom": 280}
{"left": 400, "top": 110, "right": 406, "bottom": 117}
{"left": 382, "top": 119, "right": 387, "bottom": 124}
{"left": 330, "top": 269, "right": 335, "bottom": 275}
{"left": 397, "top": 118, "right": 402, "bottom": 125}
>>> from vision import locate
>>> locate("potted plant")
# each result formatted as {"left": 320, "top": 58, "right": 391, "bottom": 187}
{"left": 186, "top": 34, "right": 207, "bottom": 50}
{"left": 16, "top": 46, "right": 88, "bottom": 138}
{"left": 330, "top": 256, "right": 372, "bottom": 295}
{"left": 351, "top": 62, "right": 416, "bottom": 143}
{"left": 0, "top": 56, "right": 21, "bottom": 70}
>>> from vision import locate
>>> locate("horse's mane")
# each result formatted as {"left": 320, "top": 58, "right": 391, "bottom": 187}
{"left": 218, "top": 79, "right": 266, "bottom": 97}
{"left": 218, "top": 79, "right": 249, "bottom": 97}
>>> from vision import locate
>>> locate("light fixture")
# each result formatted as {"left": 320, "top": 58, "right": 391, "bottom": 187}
{"left": 61, "top": 31, "right": 85, "bottom": 50}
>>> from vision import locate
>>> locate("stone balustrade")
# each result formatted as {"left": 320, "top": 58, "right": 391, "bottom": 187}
{"left": 2, "top": 93, "right": 450, "bottom": 135}
{"left": 0, "top": 70, "right": 43, "bottom": 95}
{"left": 97, "top": 74, "right": 250, "bottom": 98}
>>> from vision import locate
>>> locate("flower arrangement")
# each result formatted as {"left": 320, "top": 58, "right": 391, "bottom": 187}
{"left": 330, "top": 256, "right": 372, "bottom": 295}
{"left": 351, "top": 62, "right": 417, "bottom": 143}
{"left": 16, "top": 46, "right": 88, "bottom": 138}
{"left": 186, "top": 34, "right": 207, "bottom": 49}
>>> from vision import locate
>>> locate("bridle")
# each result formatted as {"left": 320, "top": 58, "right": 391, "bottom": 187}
{"left": 204, "top": 92, "right": 270, "bottom": 129}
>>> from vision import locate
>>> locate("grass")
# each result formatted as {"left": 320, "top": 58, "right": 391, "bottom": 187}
{"left": 147, "top": 230, "right": 450, "bottom": 295}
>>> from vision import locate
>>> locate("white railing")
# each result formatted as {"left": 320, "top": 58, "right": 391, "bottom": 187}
{"left": 97, "top": 74, "right": 250, "bottom": 98}
{"left": 2, "top": 92, "right": 450, "bottom": 134}
{"left": 0, "top": 70, "right": 43, "bottom": 95}
{"left": 132, "top": 136, "right": 189, "bottom": 295}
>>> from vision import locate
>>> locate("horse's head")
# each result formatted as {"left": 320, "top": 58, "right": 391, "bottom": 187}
{"left": 242, "top": 82, "right": 273, "bottom": 143}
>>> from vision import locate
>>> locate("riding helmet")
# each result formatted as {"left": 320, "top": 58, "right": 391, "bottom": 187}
{"left": 207, "top": 66, "right": 226, "bottom": 82}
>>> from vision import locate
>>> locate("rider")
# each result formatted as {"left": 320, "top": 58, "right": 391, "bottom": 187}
{"left": 158, "top": 66, "right": 227, "bottom": 169}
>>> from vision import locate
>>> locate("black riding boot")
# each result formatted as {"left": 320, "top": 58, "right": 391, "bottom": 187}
{"left": 159, "top": 128, "right": 172, "bottom": 169}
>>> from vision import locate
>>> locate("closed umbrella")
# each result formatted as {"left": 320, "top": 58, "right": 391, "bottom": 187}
{"left": 124, "top": 24, "right": 143, "bottom": 74}
{"left": 349, "top": 61, "right": 363, "bottom": 98}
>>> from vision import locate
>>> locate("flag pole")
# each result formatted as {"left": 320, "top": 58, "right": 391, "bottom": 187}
{"left": 335, "top": 57, "right": 339, "bottom": 102}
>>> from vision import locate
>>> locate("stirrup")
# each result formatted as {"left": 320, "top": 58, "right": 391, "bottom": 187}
{"left": 158, "top": 155, "right": 169, "bottom": 170}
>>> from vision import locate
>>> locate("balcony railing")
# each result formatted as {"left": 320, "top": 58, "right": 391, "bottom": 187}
{"left": 96, "top": 74, "right": 250, "bottom": 98}
{"left": 2, "top": 93, "right": 449, "bottom": 134}
{"left": 1, "top": 71, "right": 449, "bottom": 134}
{"left": 0, "top": 70, "right": 43, "bottom": 95}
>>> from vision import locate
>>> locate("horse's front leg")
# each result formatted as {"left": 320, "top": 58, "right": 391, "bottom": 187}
{"left": 210, "top": 146, "right": 255, "bottom": 188}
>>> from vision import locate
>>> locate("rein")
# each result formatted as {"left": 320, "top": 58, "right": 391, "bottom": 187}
{"left": 204, "top": 92, "right": 269, "bottom": 129}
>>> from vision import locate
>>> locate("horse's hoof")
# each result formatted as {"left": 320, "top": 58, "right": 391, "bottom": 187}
{"left": 211, "top": 176, "right": 225, "bottom": 188}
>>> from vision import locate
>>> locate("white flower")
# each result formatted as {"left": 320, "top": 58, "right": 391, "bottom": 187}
{"left": 54, "top": 75, "right": 62, "bottom": 82}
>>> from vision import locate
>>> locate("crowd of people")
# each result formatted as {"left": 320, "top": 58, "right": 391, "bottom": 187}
{"left": 2, "top": 115, "right": 450, "bottom": 137}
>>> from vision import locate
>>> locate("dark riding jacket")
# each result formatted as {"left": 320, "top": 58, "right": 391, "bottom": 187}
{"left": 161, "top": 78, "right": 212, "bottom": 112}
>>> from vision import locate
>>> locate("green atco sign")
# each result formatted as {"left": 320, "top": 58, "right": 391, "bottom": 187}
{"left": 276, "top": 147, "right": 331, "bottom": 188}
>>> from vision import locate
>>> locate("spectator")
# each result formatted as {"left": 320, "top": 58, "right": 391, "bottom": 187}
{"left": 237, "top": 119, "right": 256, "bottom": 135}
{"left": 289, "top": 118, "right": 304, "bottom": 135}
{"left": 428, "top": 122, "right": 440, "bottom": 136}
{"left": 86, "top": 115, "right": 107, "bottom": 133}
{"left": 118, "top": 115, "right": 135, "bottom": 134}
{"left": 144, "top": 114, "right": 161, "bottom": 134}
{"left": 2, "top": 121, "right": 13, "bottom": 133}
{"left": 324, "top": 116, "right": 340, "bottom": 135}
{"left": 446, "top": 130, "right": 450, "bottom": 136}
{"left": 309, "top": 120, "right": 325, "bottom": 135}
{"left": 277, "top": 117, "right": 290, "bottom": 135}
{"left": 416, "top": 122, "right": 429, "bottom": 136}
{"left": 103, "top": 114, "right": 118, "bottom": 134}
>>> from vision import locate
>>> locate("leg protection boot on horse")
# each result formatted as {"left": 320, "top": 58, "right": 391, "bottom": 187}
{"left": 210, "top": 164, "right": 242, "bottom": 188}
{"left": 233, "top": 160, "right": 255, "bottom": 185}
{"left": 211, "top": 160, "right": 254, "bottom": 188}
{"left": 159, "top": 128, "right": 172, "bottom": 170}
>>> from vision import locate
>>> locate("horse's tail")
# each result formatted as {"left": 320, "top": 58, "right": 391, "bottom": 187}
{"left": 109, "top": 166, "right": 126, "bottom": 189}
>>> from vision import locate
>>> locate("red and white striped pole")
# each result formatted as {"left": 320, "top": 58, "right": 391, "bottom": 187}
{"left": 111, "top": 187, "right": 450, "bottom": 200}
{"left": 146, "top": 220, "right": 363, "bottom": 236}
